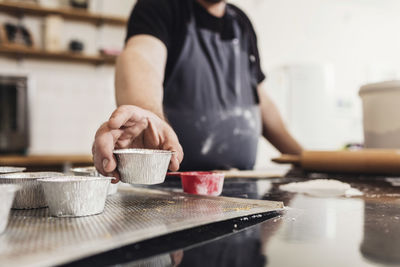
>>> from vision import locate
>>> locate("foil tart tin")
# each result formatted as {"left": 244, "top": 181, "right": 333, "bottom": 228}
{"left": 39, "top": 176, "right": 112, "bottom": 217}
{"left": 113, "top": 148, "right": 172, "bottom": 185}
{"left": 70, "top": 166, "right": 118, "bottom": 195}
{"left": 0, "top": 167, "right": 26, "bottom": 174}
{"left": 0, "top": 172, "right": 64, "bottom": 209}
{"left": 70, "top": 166, "right": 98, "bottom": 176}
{"left": 0, "top": 184, "right": 19, "bottom": 234}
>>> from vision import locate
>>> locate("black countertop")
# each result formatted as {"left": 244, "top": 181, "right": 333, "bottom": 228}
{"left": 66, "top": 170, "right": 400, "bottom": 267}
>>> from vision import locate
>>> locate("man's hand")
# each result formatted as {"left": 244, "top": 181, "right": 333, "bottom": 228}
{"left": 92, "top": 105, "right": 184, "bottom": 183}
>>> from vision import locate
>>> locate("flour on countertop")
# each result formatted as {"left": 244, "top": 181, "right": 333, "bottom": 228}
{"left": 385, "top": 177, "right": 400, "bottom": 186}
{"left": 279, "top": 179, "right": 363, "bottom": 198}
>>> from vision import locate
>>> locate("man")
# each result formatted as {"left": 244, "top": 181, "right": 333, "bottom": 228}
{"left": 92, "top": 0, "right": 302, "bottom": 181}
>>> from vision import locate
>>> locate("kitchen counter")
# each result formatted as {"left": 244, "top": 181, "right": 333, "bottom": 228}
{"left": 62, "top": 170, "right": 400, "bottom": 267}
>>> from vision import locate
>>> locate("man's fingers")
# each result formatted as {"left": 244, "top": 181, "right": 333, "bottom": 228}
{"left": 98, "top": 107, "right": 185, "bottom": 173}
{"left": 168, "top": 154, "right": 180, "bottom": 172}
{"left": 116, "top": 139, "right": 132, "bottom": 148}
{"left": 175, "top": 143, "right": 184, "bottom": 163}
{"left": 143, "top": 118, "right": 160, "bottom": 148}
{"left": 118, "top": 118, "right": 148, "bottom": 140}
{"left": 93, "top": 125, "right": 123, "bottom": 175}
{"left": 107, "top": 169, "right": 120, "bottom": 184}
{"left": 108, "top": 105, "right": 145, "bottom": 130}
{"left": 163, "top": 133, "right": 184, "bottom": 162}
{"left": 102, "top": 153, "right": 118, "bottom": 174}
{"left": 163, "top": 140, "right": 184, "bottom": 172}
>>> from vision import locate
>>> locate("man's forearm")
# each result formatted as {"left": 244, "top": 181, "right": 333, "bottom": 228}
{"left": 115, "top": 35, "right": 167, "bottom": 119}
{"left": 258, "top": 84, "right": 303, "bottom": 155}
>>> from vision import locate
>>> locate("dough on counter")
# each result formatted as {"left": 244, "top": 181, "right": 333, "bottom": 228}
{"left": 279, "top": 179, "right": 363, "bottom": 198}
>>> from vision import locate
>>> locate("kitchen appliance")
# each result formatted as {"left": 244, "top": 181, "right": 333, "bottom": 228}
{"left": 359, "top": 80, "right": 400, "bottom": 149}
{"left": 0, "top": 75, "right": 29, "bottom": 154}
{"left": 266, "top": 64, "right": 336, "bottom": 149}
{"left": 267, "top": 64, "right": 361, "bottom": 150}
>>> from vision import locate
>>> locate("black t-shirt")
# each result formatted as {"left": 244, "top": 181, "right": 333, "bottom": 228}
{"left": 125, "top": 0, "right": 265, "bottom": 87}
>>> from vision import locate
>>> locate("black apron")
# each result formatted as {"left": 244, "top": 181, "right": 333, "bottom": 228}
{"left": 164, "top": 4, "right": 261, "bottom": 171}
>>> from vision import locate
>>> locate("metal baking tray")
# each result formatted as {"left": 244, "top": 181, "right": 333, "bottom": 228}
{"left": 0, "top": 186, "right": 283, "bottom": 266}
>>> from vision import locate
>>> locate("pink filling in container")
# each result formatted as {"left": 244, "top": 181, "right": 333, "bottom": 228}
{"left": 179, "top": 172, "right": 225, "bottom": 196}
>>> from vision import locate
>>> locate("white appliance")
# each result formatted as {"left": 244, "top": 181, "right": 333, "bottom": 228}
{"left": 266, "top": 64, "right": 361, "bottom": 150}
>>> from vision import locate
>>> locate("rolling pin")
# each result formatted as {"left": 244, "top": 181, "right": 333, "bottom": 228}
{"left": 272, "top": 149, "right": 400, "bottom": 175}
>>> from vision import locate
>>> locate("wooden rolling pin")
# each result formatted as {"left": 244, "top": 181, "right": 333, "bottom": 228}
{"left": 272, "top": 149, "right": 400, "bottom": 175}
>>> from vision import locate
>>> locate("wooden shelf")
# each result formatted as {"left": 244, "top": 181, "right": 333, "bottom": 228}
{"left": 0, "top": 154, "right": 93, "bottom": 166}
{"left": 0, "top": 2, "right": 127, "bottom": 26}
{"left": 0, "top": 45, "right": 117, "bottom": 65}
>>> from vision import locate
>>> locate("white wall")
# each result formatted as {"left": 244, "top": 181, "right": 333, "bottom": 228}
{"left": 232, "top": 0, "right": 400, "bottom": 88}
{"left": 232, "top": 0, "right": 400, "bottom": 154}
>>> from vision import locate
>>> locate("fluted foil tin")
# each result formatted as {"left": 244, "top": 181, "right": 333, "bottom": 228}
{"left": 0, "top": 172, "right": 64, "bottom": 209}
{"left": 0, "top": 167, "right": 26, "bottom": 174}
{"left": 114, "top": 148, "right": 172, "bottom": 185}
{"left": 39, "top": 176, "right": 112, "bottom": 217}
{"left": 71, "top": 166, "right": 98, "bottom": 176}
{"left": 70, "top": 166, "right": 118, "bottom": 195}
{"left": 0, "top": 184, "right": 19, "bottom": 234}
{"left": 107, "top": 183, "right": 118, "bottom": 195}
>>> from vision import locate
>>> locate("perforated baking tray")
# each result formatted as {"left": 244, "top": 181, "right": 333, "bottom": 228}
{"left": 0, "top": 186, "right": 283, "bottom": 266}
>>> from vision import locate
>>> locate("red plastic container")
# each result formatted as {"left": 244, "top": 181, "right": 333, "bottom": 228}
{"left": 180, "top": 172, "right": 225, "bottom": 196}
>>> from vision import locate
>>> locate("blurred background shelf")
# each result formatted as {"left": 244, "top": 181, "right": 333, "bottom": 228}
{"left": 0, "top": 154, "right": 93, "bottom": 172}
{"left": 0, "top": 1, "right": 127, "bottom": 26}
{"left": 0, "top": 154, "right": 93, "bottom": 166}
{"left": 0, "top": 45, "right": 116, "bottom": 65}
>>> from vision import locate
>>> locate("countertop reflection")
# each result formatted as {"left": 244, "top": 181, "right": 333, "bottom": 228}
{"left": 67, "top": 171, "right": 400, "bottom": 267}
{"left": 164, "top": 172, "right": 400, "bottom": 267}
